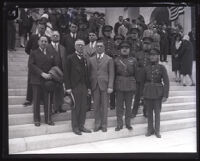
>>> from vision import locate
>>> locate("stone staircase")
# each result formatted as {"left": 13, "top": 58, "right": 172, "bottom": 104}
{"left": 8, "top": 48, "right": 197, "bottom": 154}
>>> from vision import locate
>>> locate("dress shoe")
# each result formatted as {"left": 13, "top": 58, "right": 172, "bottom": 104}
{"left": 80, "top": 127, "right": 92, "bottom": 133}
{"left": 115, "top": 126, "right": 123, "bottom": 131}
{"left": 93, "top": 127, "right": 101, "bottom": 132}
{"left": 110, "top": 106, "right": 115, "bottom": 110}
{"left": 59, "top": 108, "right": 66, "bottom": 113}
{"left": 73, "top": 130, "right": 82, "bottom": 135}
{"left": 101, "top": 128, "right": 107, "bottom": 132}
{"left": 23, "top": 101, "right": 31, "bottom": 107}
{"left": 145, "top": 131, "right": 154, "bottom": 137}
{"left": 47, "top": 121, "right": 55, "bottom": 126}
{"left": 34, "top": 122, "right": 40, "bottom": 127}
{"left": 155, "top": 132, "right": 161, "bottom": 138}
{"left": 126, "top": 125, "right": 133, "bottom": 130}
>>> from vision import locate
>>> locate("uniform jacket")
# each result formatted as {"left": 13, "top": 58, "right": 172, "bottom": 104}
{"left": 88, "top": 54, "right": 114, "bottom": 91}
{"left": 143, "top": 63, "right": 169, "bottom": 99}
{"left": 64, "top": 53, "right": 89, "bottom": 90}
{"left": 114, "top": 56, "right": 137, "bottom": 91}
{"left": 28, "top": 48, "right": 56, "bottom": 85}
{"left": 135, "top": 50, "right": 151, "bottom": 82}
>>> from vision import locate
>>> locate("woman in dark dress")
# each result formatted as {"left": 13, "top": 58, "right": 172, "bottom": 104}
{"left": 171, "top": 32, "right": 183, "bottom": 83}
{"left": 178, "top": 35, "right": 195, "bottom": 86}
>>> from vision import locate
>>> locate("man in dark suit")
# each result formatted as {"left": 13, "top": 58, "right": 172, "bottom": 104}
{"left": 46, "top": 30, "right": 66, "bottom": 113}
{"left": 28, "top": 35, "right": 56, "bottom": 126}
{"left": 64, "top": 39, "right": 92, "bottom": 135}
{"left": 23, "top": 23, "right": 50, "bottom": 107}
{"left": 88, "top": 40, "right": 114, "bottom": 132}
{"left": 61, "top": 21, "right": 81, "bottom": 57}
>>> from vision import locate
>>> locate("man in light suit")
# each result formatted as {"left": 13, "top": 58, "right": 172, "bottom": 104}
{"left": 88, "top": 40, "right": 114, "bottom": 132}
{"left": 46, "top": 30, "right": 66, "bottom": 113}
{"left": 83, "top": 30, "right": 98, "bottom": 59}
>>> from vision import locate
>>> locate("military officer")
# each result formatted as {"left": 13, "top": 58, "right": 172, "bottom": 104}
{"left": 132, "top": 29, "right": 153, "bottom": 118}
{"left": 113, "top": 34, "right": 124, "bottom": 58}
{"left": 101, "top": 25, "right": 116, "bottom": 110}
{"left": 114, "top": 41, "right": 137, "bottom": 131}
{"left": 126, "top": 26, "right": 142, "bottom": 57}
{"left": 143, "top": 48, "right": 169, "bottom": 138}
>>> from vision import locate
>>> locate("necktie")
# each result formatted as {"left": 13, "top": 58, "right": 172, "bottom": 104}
{"left": 55, "top": 43, "right": 58, "bottom": 52}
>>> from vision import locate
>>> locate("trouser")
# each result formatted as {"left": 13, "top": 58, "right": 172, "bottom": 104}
{"left": 93, "top": 85, "right": 109, "bottom": 129}
{"left": 160, "top": 51, "right": 167, "bottom": 61}
{"left": 53, "top": 83, "right": 64, "bottom": 112}
{"left": 116, "top": 91, "right": 134, "bottom": 127}
{"left": 71, "top": 83, "right": 88, "bottom": 131}
{"left": 26, "top": 67, "right": 33, "bottom": 103}
{"left": 110, "top": 90, "right": 115, "bottom": 108}
{"left": 132, "top": 82, "right": 146, "bottom": 115}
{"left": 7, "top": 24, "right": 16, "bottom": 49}
{"left": 32, "top": 84, "right": 53, "bottom": 123}
{"left": 145, "top": 99, "right": 162, "bottom": 133}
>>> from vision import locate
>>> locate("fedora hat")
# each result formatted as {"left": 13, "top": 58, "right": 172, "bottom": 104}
{"left": 49, "top": 66, "right": 63, "bottom": 83}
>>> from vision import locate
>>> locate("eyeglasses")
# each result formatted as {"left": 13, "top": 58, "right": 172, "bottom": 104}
{"left": 53, "top": 35, "right": 59, "bottom": 37}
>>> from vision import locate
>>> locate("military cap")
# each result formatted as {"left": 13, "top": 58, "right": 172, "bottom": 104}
{"left": 114, "top": 34, "right": 124, "bottom": 41}
{"left": 102, "top": 25, "right": 113, "bottom": 32}
{"left": 119, "top": 41, "right": 131, "bottom": 49}
{"left": 149, "top": 48, "right": 160, "bottom": 55}
{"left": 129, "top": 26, "right": 140, "bottom": 34}
{"left": 142, "top": 29, "right": 153, "bottom": 42}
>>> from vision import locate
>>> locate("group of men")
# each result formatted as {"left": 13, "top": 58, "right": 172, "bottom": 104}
{"left": 24, "top": 17, "right": 169, "bottom": 138}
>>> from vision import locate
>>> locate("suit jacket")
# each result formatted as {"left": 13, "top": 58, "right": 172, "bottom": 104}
{"left": 46, "top": 43, "right": 66, "bottom": 72}
{"left": 28, "top": 48, "right": 56, "bottom": 85}
{"left": 83, "top": 42, "right": 97, "bottom": 59}
{"left": 88, "top": 54, "right": 114, "bottom": 91}
{"left": 64, "top": 53, "right": 89, "bottom": 90}
{"left": 25, "top": 34, "right": 50, "bottom": 55}
{"left": 60, "top": 33, "right": 81, "bottom": 57}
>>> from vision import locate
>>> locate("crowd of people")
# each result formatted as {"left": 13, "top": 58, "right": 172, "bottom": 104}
{"left": 7, "top": 7, "right": 196, "bottom": 138}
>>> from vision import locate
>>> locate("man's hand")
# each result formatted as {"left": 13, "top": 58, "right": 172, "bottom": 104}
{"left": 88, "top": 89, "right": 91, "bottom": 95}
{"left": 41, "top": 73, "right": 51, "bottom": 79}
{"left": 107, "top": 88, "right": 113, "bottom": 94}
{"left": 162, "top": 97, "right": 167, "bottom": 102}
{"left": 66, "top": 89, "right": 72, "bottom": 94}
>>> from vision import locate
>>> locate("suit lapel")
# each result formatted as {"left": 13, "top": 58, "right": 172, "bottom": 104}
{"left": 98, "top": 54, "right": 107, "bottom": 68}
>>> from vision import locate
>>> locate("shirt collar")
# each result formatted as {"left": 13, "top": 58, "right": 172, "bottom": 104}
{"left": 70, "top": 32, "right": 76, "bottom": 37}
{"left": 97, "top": 52, "right": 104, "bottom": 59}
{"left": 75, "top": 51, "right": 82, "bottom": 59}
{"left": 39, "top": 47, "right": 46, "bottom": 54}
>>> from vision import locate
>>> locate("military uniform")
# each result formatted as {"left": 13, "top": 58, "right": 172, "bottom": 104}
{"left": 144, "top": 48, "right": 169, "bottom": 138}
{"left": 101, "top": 25, "right": 116, "bottom": 109}
{"left": 114, "top": 41, "right": 137, "bottom": 130}
{"left": 132, "top": 30, "right": 153, "bottom": 117}
{"left": 126, "top": 26, "right": 142, "bottom": 58}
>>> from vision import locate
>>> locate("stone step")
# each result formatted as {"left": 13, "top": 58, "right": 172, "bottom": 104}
{"left": 9, "top": 117, "right": 196, "bottom": 154}
{"left": 9, "top": 108, "right": 196, "bottom": 139}
{"left": 8, "top": 101, "right": 196, "bottom": 115}
{"left": 8, "top": 71, "right": 28, "bottom": 77}
{"left": 8, "top": 78, "right": 186, "bottom": 88}
{"left": 8, "top": 94, "right": 196, "bottom": 106}
{"left": 8, "top": 101, "right": 196, "bottom": 126}
{"left": 9, "top": 89, "right": 26, "bottom": 96}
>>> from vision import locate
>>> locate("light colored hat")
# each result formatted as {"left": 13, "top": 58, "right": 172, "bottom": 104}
{"left": 41, "top": 13, "right": 49, "bottom": 19}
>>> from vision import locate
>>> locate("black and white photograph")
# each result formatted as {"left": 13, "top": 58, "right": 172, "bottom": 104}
{"left": 5, "top": 2, "right": 198, "bottom": 157}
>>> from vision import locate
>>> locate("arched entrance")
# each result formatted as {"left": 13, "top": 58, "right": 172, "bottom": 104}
{"left": 150, "top": 7, "right": 170, "bottom": 26}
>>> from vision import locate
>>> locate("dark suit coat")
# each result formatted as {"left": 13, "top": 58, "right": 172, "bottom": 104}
{"left": 64, "top": 53, "right": 89, "bottom": 90}
{"left": 88, "top": 54, "right": 114, "bottom": 91}
{"left": 28, "top": 48, "right": 56, "bottom": 85}
{"left": 60, "top": 33, "right": 81, "bottom": 57}
{"left": 46, "top": 43, "right": 66, "bottom": 72}
{"left": 46, "top": 43, "right": 66, "bottom": 108}
{"left": 25, "top": 34, "right": 50, "bottom": 55}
